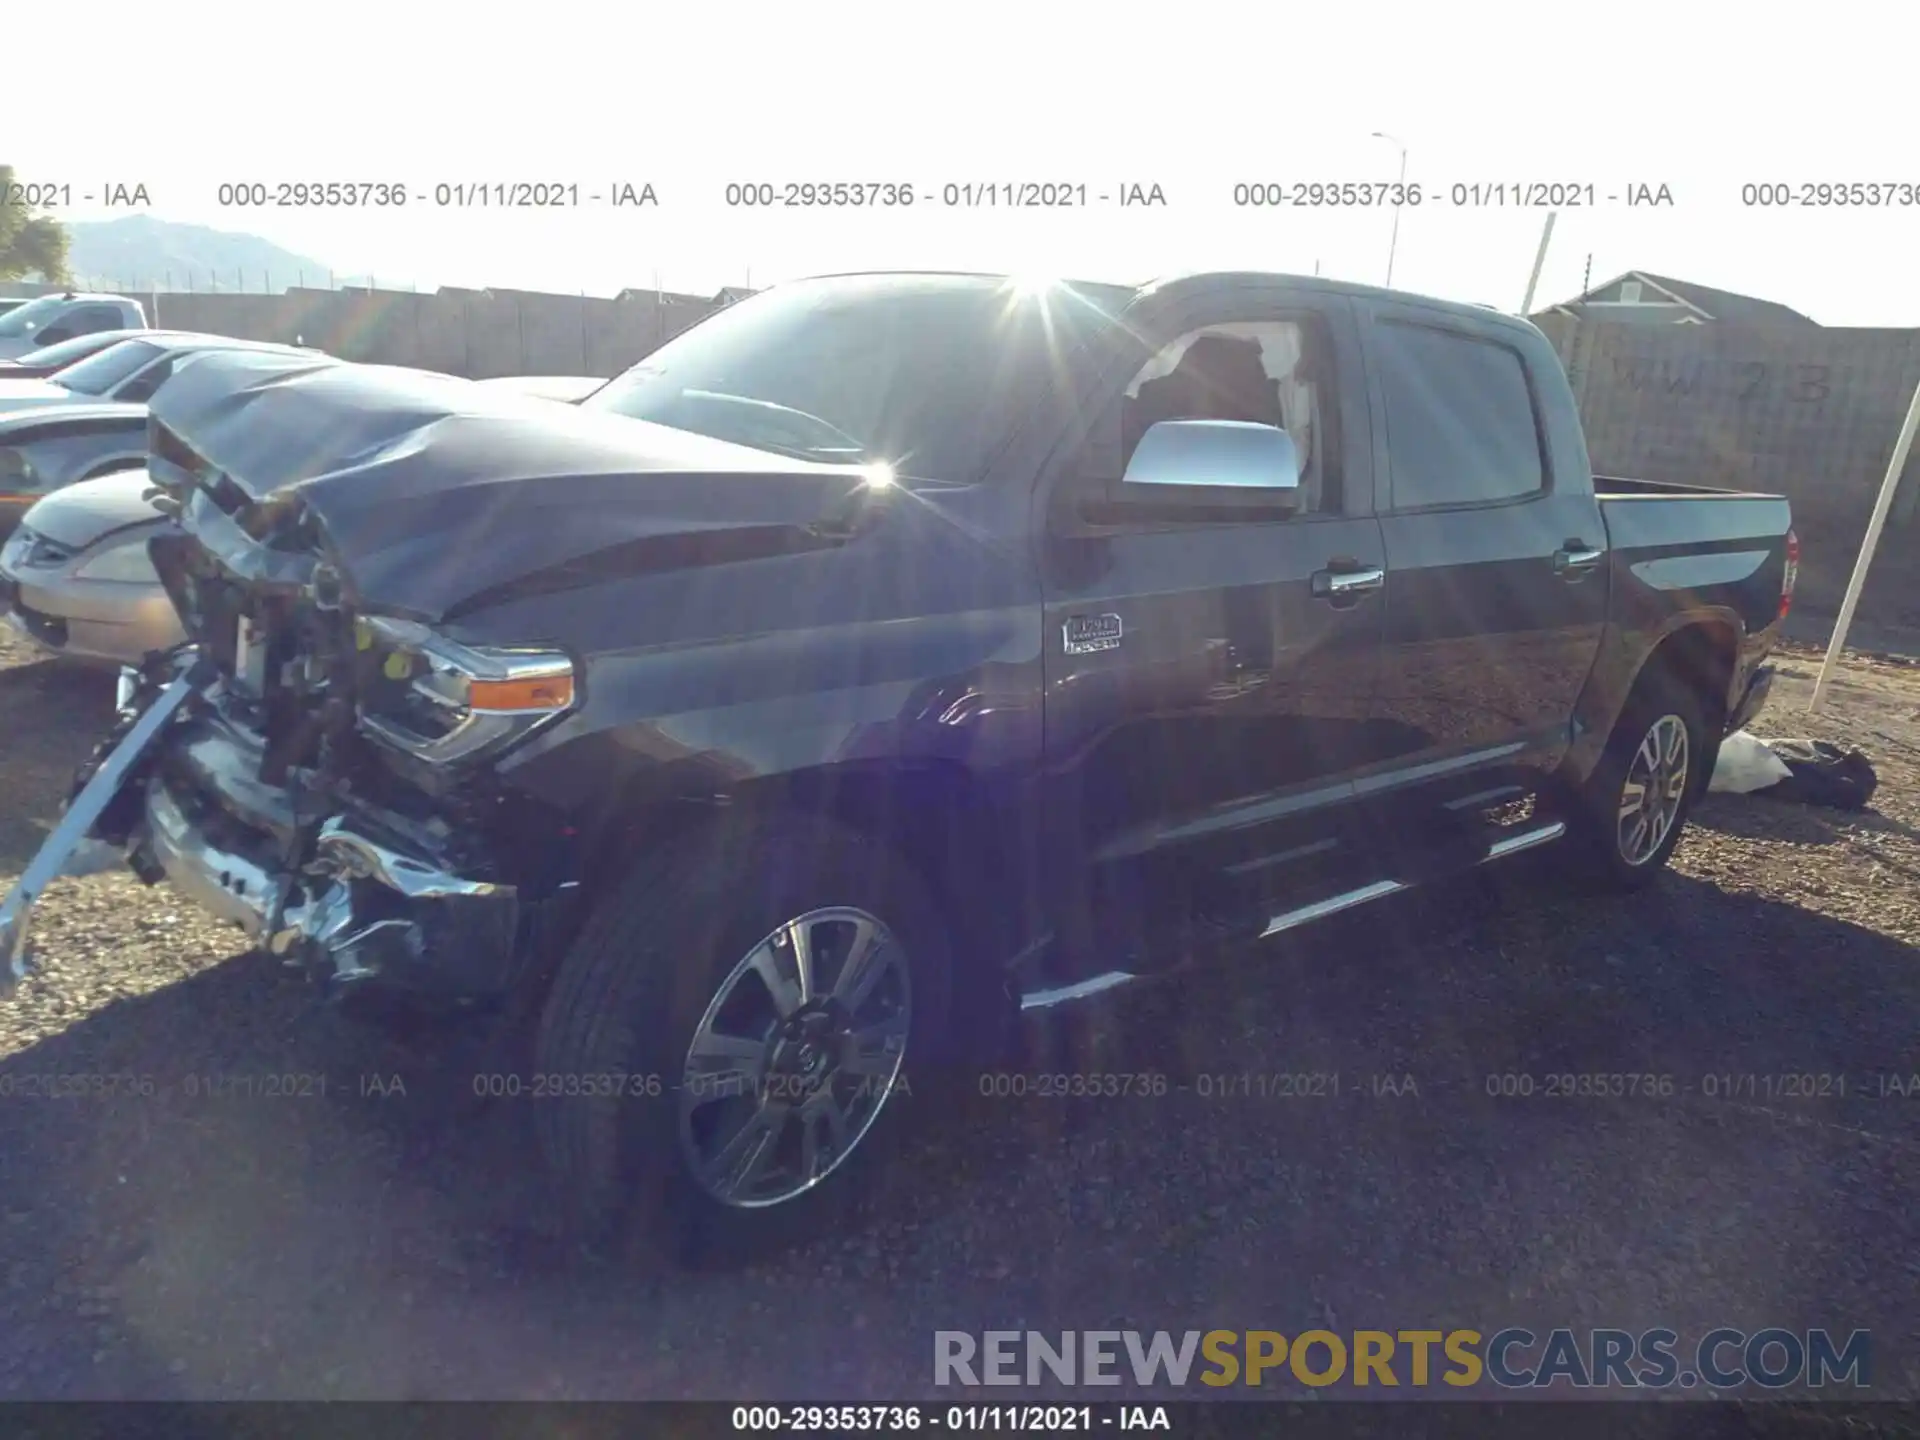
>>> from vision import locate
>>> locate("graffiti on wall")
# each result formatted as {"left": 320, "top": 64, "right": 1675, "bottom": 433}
{"left": 1607, "top": 357, "right": 1833, "bottom": 404}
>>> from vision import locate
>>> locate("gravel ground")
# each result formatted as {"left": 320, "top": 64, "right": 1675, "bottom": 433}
{"left": 1, "top": 629, "right": 1916, "bottom": 1401}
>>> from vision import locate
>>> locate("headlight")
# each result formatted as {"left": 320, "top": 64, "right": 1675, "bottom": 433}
{"left": 353, "top": 615, "right": 577, "bottom": 766}
{"left": 73, "top": 538, "right": 159, "bottom": 583}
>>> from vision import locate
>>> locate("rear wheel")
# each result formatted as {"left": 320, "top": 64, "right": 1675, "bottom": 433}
{"left": 1559, "top": 667, "right": 1708, "bottom": 891}
{"left": 532, "top": 813, "right": 953, "bottom": 1268}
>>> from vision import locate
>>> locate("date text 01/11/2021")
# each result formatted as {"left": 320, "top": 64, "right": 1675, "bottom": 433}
{"left": 730, "top": 1405, "right": 1170, "bottom": 1432}
{"left": 1485, "top": 1072, "right": 1920, "bottom": 1099}
{"left": 1229, "top": 181, "right": 1675, "bottom": 208}
{"left": 211, "top": 182, "right": 659, "bottom": 209}
{"left": 2, "top": 182, "right": 151, "bottom": 208}
{"left": 722, "top": 183, "right": 1168, "bottom": 208}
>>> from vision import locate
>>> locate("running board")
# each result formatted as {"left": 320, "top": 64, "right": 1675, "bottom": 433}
{"left": 1020, "top": 970, "right": 1138, "bottom": 1012}
{"left": 1017, "top": 820, "right": 1566, "bottom": 1010}
{"left": 1483, "top": 819, "right": 1566, "bottom": 860}
{"left": 1259, "top": 820, "right": 1565, "bottom": 939}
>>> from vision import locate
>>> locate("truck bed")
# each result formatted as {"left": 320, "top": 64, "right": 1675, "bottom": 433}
{"left": 1594, "top": 474, "right": 1786, "bottom": 502}
{"left": 1594, "top": 474, "right": 1793, "bottom": 555}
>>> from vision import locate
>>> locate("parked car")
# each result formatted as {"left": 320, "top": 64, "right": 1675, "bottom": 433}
{"left": 0, "top": 329, "right": 159, "bottom": 379}
{"left": 0, "top": 469, "right": 181, "bottom": 665}
{"left": 476, "top": 375, "right": 605, "bottom": 403}
{"left": 0, "top": 272, "right": 1797, "bottom": 1267}
{"left": 0, "top": 404, "right": 149, "bottom": 539}
{"left": 0, "top": 292, "right": 148, "bottom": 360}
{"left": 0, "top": 298, "right": 31, "bottom": 318}
{"left": 0, "top": 333, "right": 325, "bottom": 416}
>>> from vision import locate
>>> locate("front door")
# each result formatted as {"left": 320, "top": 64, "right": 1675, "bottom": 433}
{"left": 1037, "top": 287, "right": 1389, "bottom": 963}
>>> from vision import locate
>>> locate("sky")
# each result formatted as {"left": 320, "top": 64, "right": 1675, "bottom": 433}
{"left": 15, "top": 0, "right": 1920, "bottom": 325}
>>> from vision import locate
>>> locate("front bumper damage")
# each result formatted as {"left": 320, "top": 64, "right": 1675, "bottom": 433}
{"left": 1, "top": 661, "right": 207, "bottom": 997}
{"left": 2, "top": 652, "right": 521, "bottom": 1003}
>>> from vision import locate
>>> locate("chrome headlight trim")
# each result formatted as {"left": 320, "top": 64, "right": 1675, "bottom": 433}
{"left": 355, "top": 615, "right": 578, "bottom": 766}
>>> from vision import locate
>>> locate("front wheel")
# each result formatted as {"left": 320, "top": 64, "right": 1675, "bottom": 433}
{"left": 532, "top": 813, "right": 953, "bottom": 1267}
{"left": 1557, "top": 669, "right": 1708, "bottom": 891}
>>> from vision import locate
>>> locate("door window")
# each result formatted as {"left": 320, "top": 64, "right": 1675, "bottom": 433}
{"left": 1076, "top": 317, "right": 1340, "bottom": 515}
{"left": 0, "top": 446, "right": 52, "bottom": 495}
{"left": 65, "top": 306, "right": 127, "bottom": 337}
{"left": 1373, "top": 320, "right": 1546, "bottom": 510}
{"left": 114, "top": 355, "right": 179, "bottom": 403}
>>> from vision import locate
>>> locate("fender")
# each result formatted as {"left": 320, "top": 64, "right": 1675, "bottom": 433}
{"left": 1563, "top": 605, "right": 1747, "bottom": 790}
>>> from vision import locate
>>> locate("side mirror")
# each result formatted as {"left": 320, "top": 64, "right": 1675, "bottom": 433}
{"left": 1120, "top": 419, "right": 1302, "bottom": 503}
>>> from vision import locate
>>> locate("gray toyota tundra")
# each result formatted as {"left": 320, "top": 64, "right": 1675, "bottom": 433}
{"left": 1, "top": 270, "right": 1796, "bottom": 1264}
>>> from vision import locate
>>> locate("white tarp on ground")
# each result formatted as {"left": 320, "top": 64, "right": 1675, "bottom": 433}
{"left": 1710, "top": 730, "right": 1796, "bottom": 794}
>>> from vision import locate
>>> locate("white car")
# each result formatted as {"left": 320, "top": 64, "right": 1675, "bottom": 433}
{"left": 0, "top": 293, "right": 149, "bottom": 360}
{"left": 0, "top": 333, "right": 326, "bottom": 416}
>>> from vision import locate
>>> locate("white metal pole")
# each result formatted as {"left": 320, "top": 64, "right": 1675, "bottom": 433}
{"left": 1520, "top": 211, "right": 1557, "bottom": 314}
{"left": 1371, "top": 132, "right": 1407, "bottom": 288}
{"left": 1808, "top": 372, "right": 1920, "bottom": 713}
{"left": 1386, "top": 148, "right": 1406, "bottom": 287}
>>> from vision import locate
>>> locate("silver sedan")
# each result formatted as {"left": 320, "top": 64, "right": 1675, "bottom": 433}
{"left": 0, "top": 469, "right": 183, "bottom": 667}
{"left": 0, "top": 334, "right": 326, "bottom": 417}
{"left": 0, "top": 404, "right": 148, "bottom": 538}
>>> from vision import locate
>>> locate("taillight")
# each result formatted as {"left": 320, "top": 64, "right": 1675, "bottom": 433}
{"left": 1779, "top": 529, "right": 1799, "bottom": 621}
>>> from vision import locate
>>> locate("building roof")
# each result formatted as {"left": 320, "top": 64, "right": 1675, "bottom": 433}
{"left": 1635, "top": 272, "right": 1817, "bottom": 325}
{"left": 1539, "top": 270, "right": 1818, "bottom": 326}
{"left": 614, "top": 286, "right": 713, "bottom": 307}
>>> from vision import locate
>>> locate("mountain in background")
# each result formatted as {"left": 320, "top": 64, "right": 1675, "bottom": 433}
{"left": 65, "top": 215, "right": 338, "bottom": 293}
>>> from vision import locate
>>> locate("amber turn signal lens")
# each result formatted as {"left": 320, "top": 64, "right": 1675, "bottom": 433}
{"left": 466, "top": 672, "right": 575, "bottom": 712}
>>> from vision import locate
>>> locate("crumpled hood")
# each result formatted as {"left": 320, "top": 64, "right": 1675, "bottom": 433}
{"left": 18, "top": 468, "right": 166, "bottom": 550}
{"left": 149, "top": 350, "right": 883, "bottom": 621}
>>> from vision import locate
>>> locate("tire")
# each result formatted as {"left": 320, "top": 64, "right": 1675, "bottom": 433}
{"left": 1558, "top": 664, "right": 1709, "bottom": 891}
{"left": 532, "top": 811, "right": 954, "bottom": 1269}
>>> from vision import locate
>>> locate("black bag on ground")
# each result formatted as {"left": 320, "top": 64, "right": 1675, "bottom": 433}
{"left": 1758, "top": 739, "right": 1879, "bottom": 810}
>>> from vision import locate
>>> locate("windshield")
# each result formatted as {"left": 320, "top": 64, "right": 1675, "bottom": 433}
{"left": 14, "top": 332, "right": 129, "bottom": 369}
{"left": 51, "top": 340, "right": 166, "bottom": 396}
{"left": 582, "top": 275, "right": 1124, "bottom": 480}
{"left": 0, "top": 296, "right": 68, "bottom": 339}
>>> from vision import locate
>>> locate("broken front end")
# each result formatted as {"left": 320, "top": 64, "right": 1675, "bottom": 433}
{"left": 4, "top": 430, "right": 584, "bottom": 1005}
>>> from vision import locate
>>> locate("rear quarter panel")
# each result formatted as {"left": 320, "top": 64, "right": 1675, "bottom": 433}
{"left": 1563, "top": 490, "right": 1793, "bottom": 786}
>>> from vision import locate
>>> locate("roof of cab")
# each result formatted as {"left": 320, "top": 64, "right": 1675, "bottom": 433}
{"left": 781, "top": 268, "right": 1544, "bottom": 339}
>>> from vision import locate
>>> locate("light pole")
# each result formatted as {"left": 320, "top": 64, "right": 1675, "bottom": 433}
{"left": 1371, "top": 131, "right": 1408, "bottom": 288}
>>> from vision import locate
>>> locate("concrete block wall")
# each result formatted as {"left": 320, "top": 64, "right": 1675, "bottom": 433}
{"left": 1535, "top": 315, "right": 1920, "bottom": 623}
{"left": 138, "top": 288, "right": 728, "bottom": 380}
{"left": 32, "top": 277, "right": 1920, "bottom": 624}
{"left": 120, "top": 286, "right": 721, "bottom": 378}
{"left": 13, "top": 277, "right": 732, "bottom": 377}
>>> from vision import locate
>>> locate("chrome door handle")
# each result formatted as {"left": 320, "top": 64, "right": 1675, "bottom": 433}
{"left": 1553, "top": 545, "right": 1604, "bottom": 575}
{"left": 1312, "top": 566, "right": 1386, "bottom": 599}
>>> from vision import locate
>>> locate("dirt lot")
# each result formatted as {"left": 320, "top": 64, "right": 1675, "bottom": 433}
{"left": 0, "top": 630, "right": 1916, "bottom": 1400}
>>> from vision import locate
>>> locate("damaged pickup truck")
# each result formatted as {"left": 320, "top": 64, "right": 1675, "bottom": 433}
{"left": 1, "top": 271, "right": 1796, "bottom": 1263}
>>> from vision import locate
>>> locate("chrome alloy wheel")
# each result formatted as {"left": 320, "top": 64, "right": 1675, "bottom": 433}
{"left": 678, "top": 906, "right": 911, "bottom": 1208}
{"left": 1617, "top": 713, "right": 1690, "bottom": 866}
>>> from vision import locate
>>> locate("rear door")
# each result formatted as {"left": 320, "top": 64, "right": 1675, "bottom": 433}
{"left": 1354, "top": 300, "right": 1610, "bottom": 829}
{"left": 1037, "top": 283, "right": 1389, "bottom": 953}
